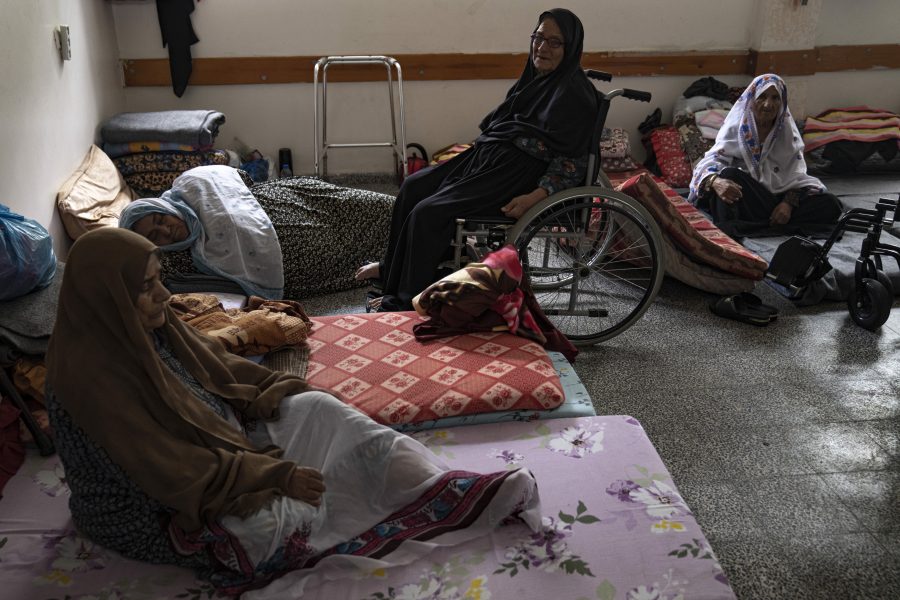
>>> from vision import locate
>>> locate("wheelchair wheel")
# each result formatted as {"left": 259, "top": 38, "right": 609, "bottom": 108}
{"left": 876, "top": 269, "right": 894, "bottom": 297}
{"left": 511, "top": 192, "right": 664, "bottom": 345}
{"left": 871, "top": 256, "right": 895, "bottom": 296}
{"left": 847, "top": 277, "right": 892, "bottom": 330}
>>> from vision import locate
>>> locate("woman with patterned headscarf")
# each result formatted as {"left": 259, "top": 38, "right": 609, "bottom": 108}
{"left": 689, "top": 73, "right": 842, "bottom": 238}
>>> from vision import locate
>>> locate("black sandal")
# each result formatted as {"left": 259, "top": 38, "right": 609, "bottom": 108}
{"left": 737, "top": 292, "right": 779, "bottom": 319}
{"left": 709, "top": 294, "right": 774, "bottom": 327}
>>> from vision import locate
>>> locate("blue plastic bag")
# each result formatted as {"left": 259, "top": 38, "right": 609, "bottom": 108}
{"left": 0, "top": 204, "right": 57, "bottom": 301}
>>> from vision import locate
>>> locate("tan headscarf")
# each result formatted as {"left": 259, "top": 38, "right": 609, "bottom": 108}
{"left": 46, "top": 228, "right": 311, "bottom": 532}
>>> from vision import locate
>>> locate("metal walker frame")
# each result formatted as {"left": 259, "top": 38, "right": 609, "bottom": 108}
{"left": 313, "top": 56, "right": 408, "bottom": 178}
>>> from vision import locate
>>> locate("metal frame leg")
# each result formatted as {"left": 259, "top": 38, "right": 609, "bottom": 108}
{"left": 313, "top": 55, "right": 407, "bottom": 178}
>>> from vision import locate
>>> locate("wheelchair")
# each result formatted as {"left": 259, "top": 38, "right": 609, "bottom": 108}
{"left": 766, "top": 194, "right": 899, "bottom": 330}
{"left": 445, "top": 70, "right": 665, "bottom": 345}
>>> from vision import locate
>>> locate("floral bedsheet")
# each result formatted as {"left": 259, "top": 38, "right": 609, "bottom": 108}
{"left": 0, "top": 416, "right": 734, "bottom": 600}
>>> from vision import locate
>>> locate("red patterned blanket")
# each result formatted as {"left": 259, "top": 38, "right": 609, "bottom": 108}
{"left": 305, "top": 312, "right": 564, "bottom": 426}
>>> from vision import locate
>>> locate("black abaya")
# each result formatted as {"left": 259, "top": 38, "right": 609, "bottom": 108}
{"left": 378, "top": 143, "right": 548, "bottom": 310}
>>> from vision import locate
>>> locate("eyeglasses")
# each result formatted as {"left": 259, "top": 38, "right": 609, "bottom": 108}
{"left": 530, "top": 34, "right": 564, "bottom": 49}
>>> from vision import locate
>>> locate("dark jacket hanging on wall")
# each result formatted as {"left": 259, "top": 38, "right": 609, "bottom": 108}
{"left": 156, "top": 0, "right": 198, "bottom": 97}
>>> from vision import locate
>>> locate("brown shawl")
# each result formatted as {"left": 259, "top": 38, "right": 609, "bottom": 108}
{"left": 46, "top": 228, "right": 311, "bottom": 531}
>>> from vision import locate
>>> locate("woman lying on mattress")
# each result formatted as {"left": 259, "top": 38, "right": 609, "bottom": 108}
{"left": 356, "top": 8, "right": 598, "bottom": 312}
{"left": 45, "top": 228, "right": 539, "bottom": 597}
{"left": 120, "top": 164, "right": 395, "bottom": 300}
{"left": 688, "top": 73, "right": 843, "bottom": 239}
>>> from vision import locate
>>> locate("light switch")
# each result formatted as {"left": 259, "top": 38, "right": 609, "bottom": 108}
{"left": 54, "top": 25, "right": 72, "bottom": 61}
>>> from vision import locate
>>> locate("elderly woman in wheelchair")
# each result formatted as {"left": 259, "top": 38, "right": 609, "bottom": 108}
{"left": 360, "top": 8, "right": 665, "bottom": 344}
{"left": 358, "top": 9, "right": 596, "bottom": 308}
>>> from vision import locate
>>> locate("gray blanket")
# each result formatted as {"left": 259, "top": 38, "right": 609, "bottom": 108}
{"left": 100, "top": 110, "right": 226, "bottom": 146}
{"left": 0, "top": 262, "right": 64, "bottom": 359}
{"left": 744, "top": 230, "right": 900, "bottom": 306}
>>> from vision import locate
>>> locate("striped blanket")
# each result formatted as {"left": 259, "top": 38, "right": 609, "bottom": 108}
{"left": 803, "top": 106, "right": 900, "bottom": 153}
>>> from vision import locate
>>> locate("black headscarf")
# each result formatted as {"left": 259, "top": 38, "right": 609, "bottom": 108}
{"left": 477, "top": 8, "right": 597, "bottom": 157}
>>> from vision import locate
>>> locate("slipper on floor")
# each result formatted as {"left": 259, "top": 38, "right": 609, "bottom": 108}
{"left": 709, "top": 294, "right": 773, "bottom": 327}
{"left": 738, "top": 292, "right": 779, "bottom": 319}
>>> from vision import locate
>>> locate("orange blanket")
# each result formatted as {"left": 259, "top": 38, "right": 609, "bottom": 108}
{"left": 168, "top": 294, "right": 311, "bottom": 356}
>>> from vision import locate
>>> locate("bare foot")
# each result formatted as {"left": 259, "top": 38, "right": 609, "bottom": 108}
{"left": 355, "top": 262, "right": 380, "bottom": 281}
{"left": 366, "top": 295, "right": 383, "bottom": 312}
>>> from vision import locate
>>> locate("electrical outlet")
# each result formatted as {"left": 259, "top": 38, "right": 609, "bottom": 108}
{"left": 54, "top": 25, "right": 72, "bottom": 61}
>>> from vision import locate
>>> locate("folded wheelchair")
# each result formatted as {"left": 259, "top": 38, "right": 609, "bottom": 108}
{"left": 766, "top": 194, "right": 899, "bottom": 330}
{"left": 445, "top": 71, "right": 666, "bottom": 345}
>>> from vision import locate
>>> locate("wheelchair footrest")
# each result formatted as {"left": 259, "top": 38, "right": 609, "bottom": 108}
{"left": 765, "top": 235, "right": 831, "bottom": 288}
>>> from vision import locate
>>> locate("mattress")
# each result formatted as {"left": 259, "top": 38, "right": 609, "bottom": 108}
{"left": 0, "top": 416, "right": 735, "bottom": 599}
{"left": 305, "top": 312, "right": 595, "bottom": 431}
{"left": 604, "top": 170, "right": 762, "bottom": 294}
{"left": 615, "top": 172, "right": 769, "bottom": 280}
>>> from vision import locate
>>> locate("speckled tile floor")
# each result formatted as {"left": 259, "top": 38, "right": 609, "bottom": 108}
{"left": 309, "top": 172, "right": 900, "bottom": 600}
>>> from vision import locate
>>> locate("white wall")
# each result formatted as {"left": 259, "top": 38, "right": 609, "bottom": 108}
{"left": 817, "top": 0, "right": 900, "bottom": 45}
{"left": 0, "top": 0, "right": 125, "bottom": 258}
{"left": 113, "top": 0, "right": 758, "bottom": 173}
{"left": 112, "top": 0, "right": 756, "bottom": 56}
{"left": 3, "top": 1, "right": 896, "bottom": 245}
{"left": 807, "top": 0, "right": 900, "bottom": 117}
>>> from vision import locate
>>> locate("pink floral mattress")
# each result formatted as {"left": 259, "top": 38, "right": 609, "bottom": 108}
{"left": 305, "top": 312, "right": 566, "bottom": 426}
{"left": 0, "top": 416, "right": 735, "bottom": 599}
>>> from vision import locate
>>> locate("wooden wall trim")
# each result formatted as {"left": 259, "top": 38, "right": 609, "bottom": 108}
{"left": 122, "top": 44, "right": 900, "bottom": 88}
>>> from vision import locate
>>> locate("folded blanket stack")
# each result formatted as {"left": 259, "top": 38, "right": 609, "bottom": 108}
{"left": 99, "top": 110, "right": 232, "bottom": 196}
{"left": 802, "top": 106, "right": 900, "bottom": 174}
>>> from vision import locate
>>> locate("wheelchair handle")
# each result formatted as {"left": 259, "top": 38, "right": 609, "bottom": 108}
{"left": 585, "top": 69, "right": 613, "bottom": 82}
{"left": 623, "top": 88, "right": 652, "bottom": 103}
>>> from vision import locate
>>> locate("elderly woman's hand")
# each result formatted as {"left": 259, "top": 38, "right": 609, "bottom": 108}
{"left": 502, "top": 188, "right": 550, "bottom": 219}
{"left": 287, "top": 466, "right": 326, "bottom": 507}
{"left": 711, "top": 177, "right": 743, "bottom": 205}
{"left": 769, "top": 201, "right": 793, "bottom": 225}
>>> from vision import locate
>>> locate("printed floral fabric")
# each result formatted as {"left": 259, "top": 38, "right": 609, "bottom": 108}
{"left": 513, "top": 137, "right": 588, "bottom": 195}
{"left": 114, "top": 150, "right": 230, "bottom": 197}
{"left": 305, "top": 311, "right": 565, "bottom": 426}
{"left": 599, "top": 127, "right": 632, "bottom": 159}
{"left": 675, "top": 114, "right": 714, "bottom": 167}
{"left": 601, "top": 155, "right": 640, "bottom": 172}
{"left": 0, "top": 416, "right": 735, "bottom": 599}
{"left": 649, "top": 126, "right": 693, "bottom": 188}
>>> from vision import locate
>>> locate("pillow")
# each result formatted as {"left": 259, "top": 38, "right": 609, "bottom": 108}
{"left": 305, "top": 312, "right": 564, "bottom": 426}
{"left": 56, "top": 145, "right": 134, "bottom": 240}
{"left": 649, "top": 126, "right": 693, "bottom": 188}
{"left": 599, "top": 127, "right": 631, "bottom": 159}
{"left": 616, "top": 173, "right": 768, "bottom": 279}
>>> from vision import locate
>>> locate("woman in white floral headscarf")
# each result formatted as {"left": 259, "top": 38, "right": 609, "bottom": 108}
{"left": 688, "top": 73, "right": 842, "bottom": 238}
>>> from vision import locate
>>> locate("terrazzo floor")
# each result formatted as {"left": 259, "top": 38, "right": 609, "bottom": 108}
{"left": 312, "top": 172, "right": 900, "bottom": 600}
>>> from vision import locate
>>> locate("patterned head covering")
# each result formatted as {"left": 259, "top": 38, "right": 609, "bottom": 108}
{"left": 120, "top": 166, "right": 284, "bottom": 299}
{"left": 688, "top": 74, "right": 823, "bottom": 203}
